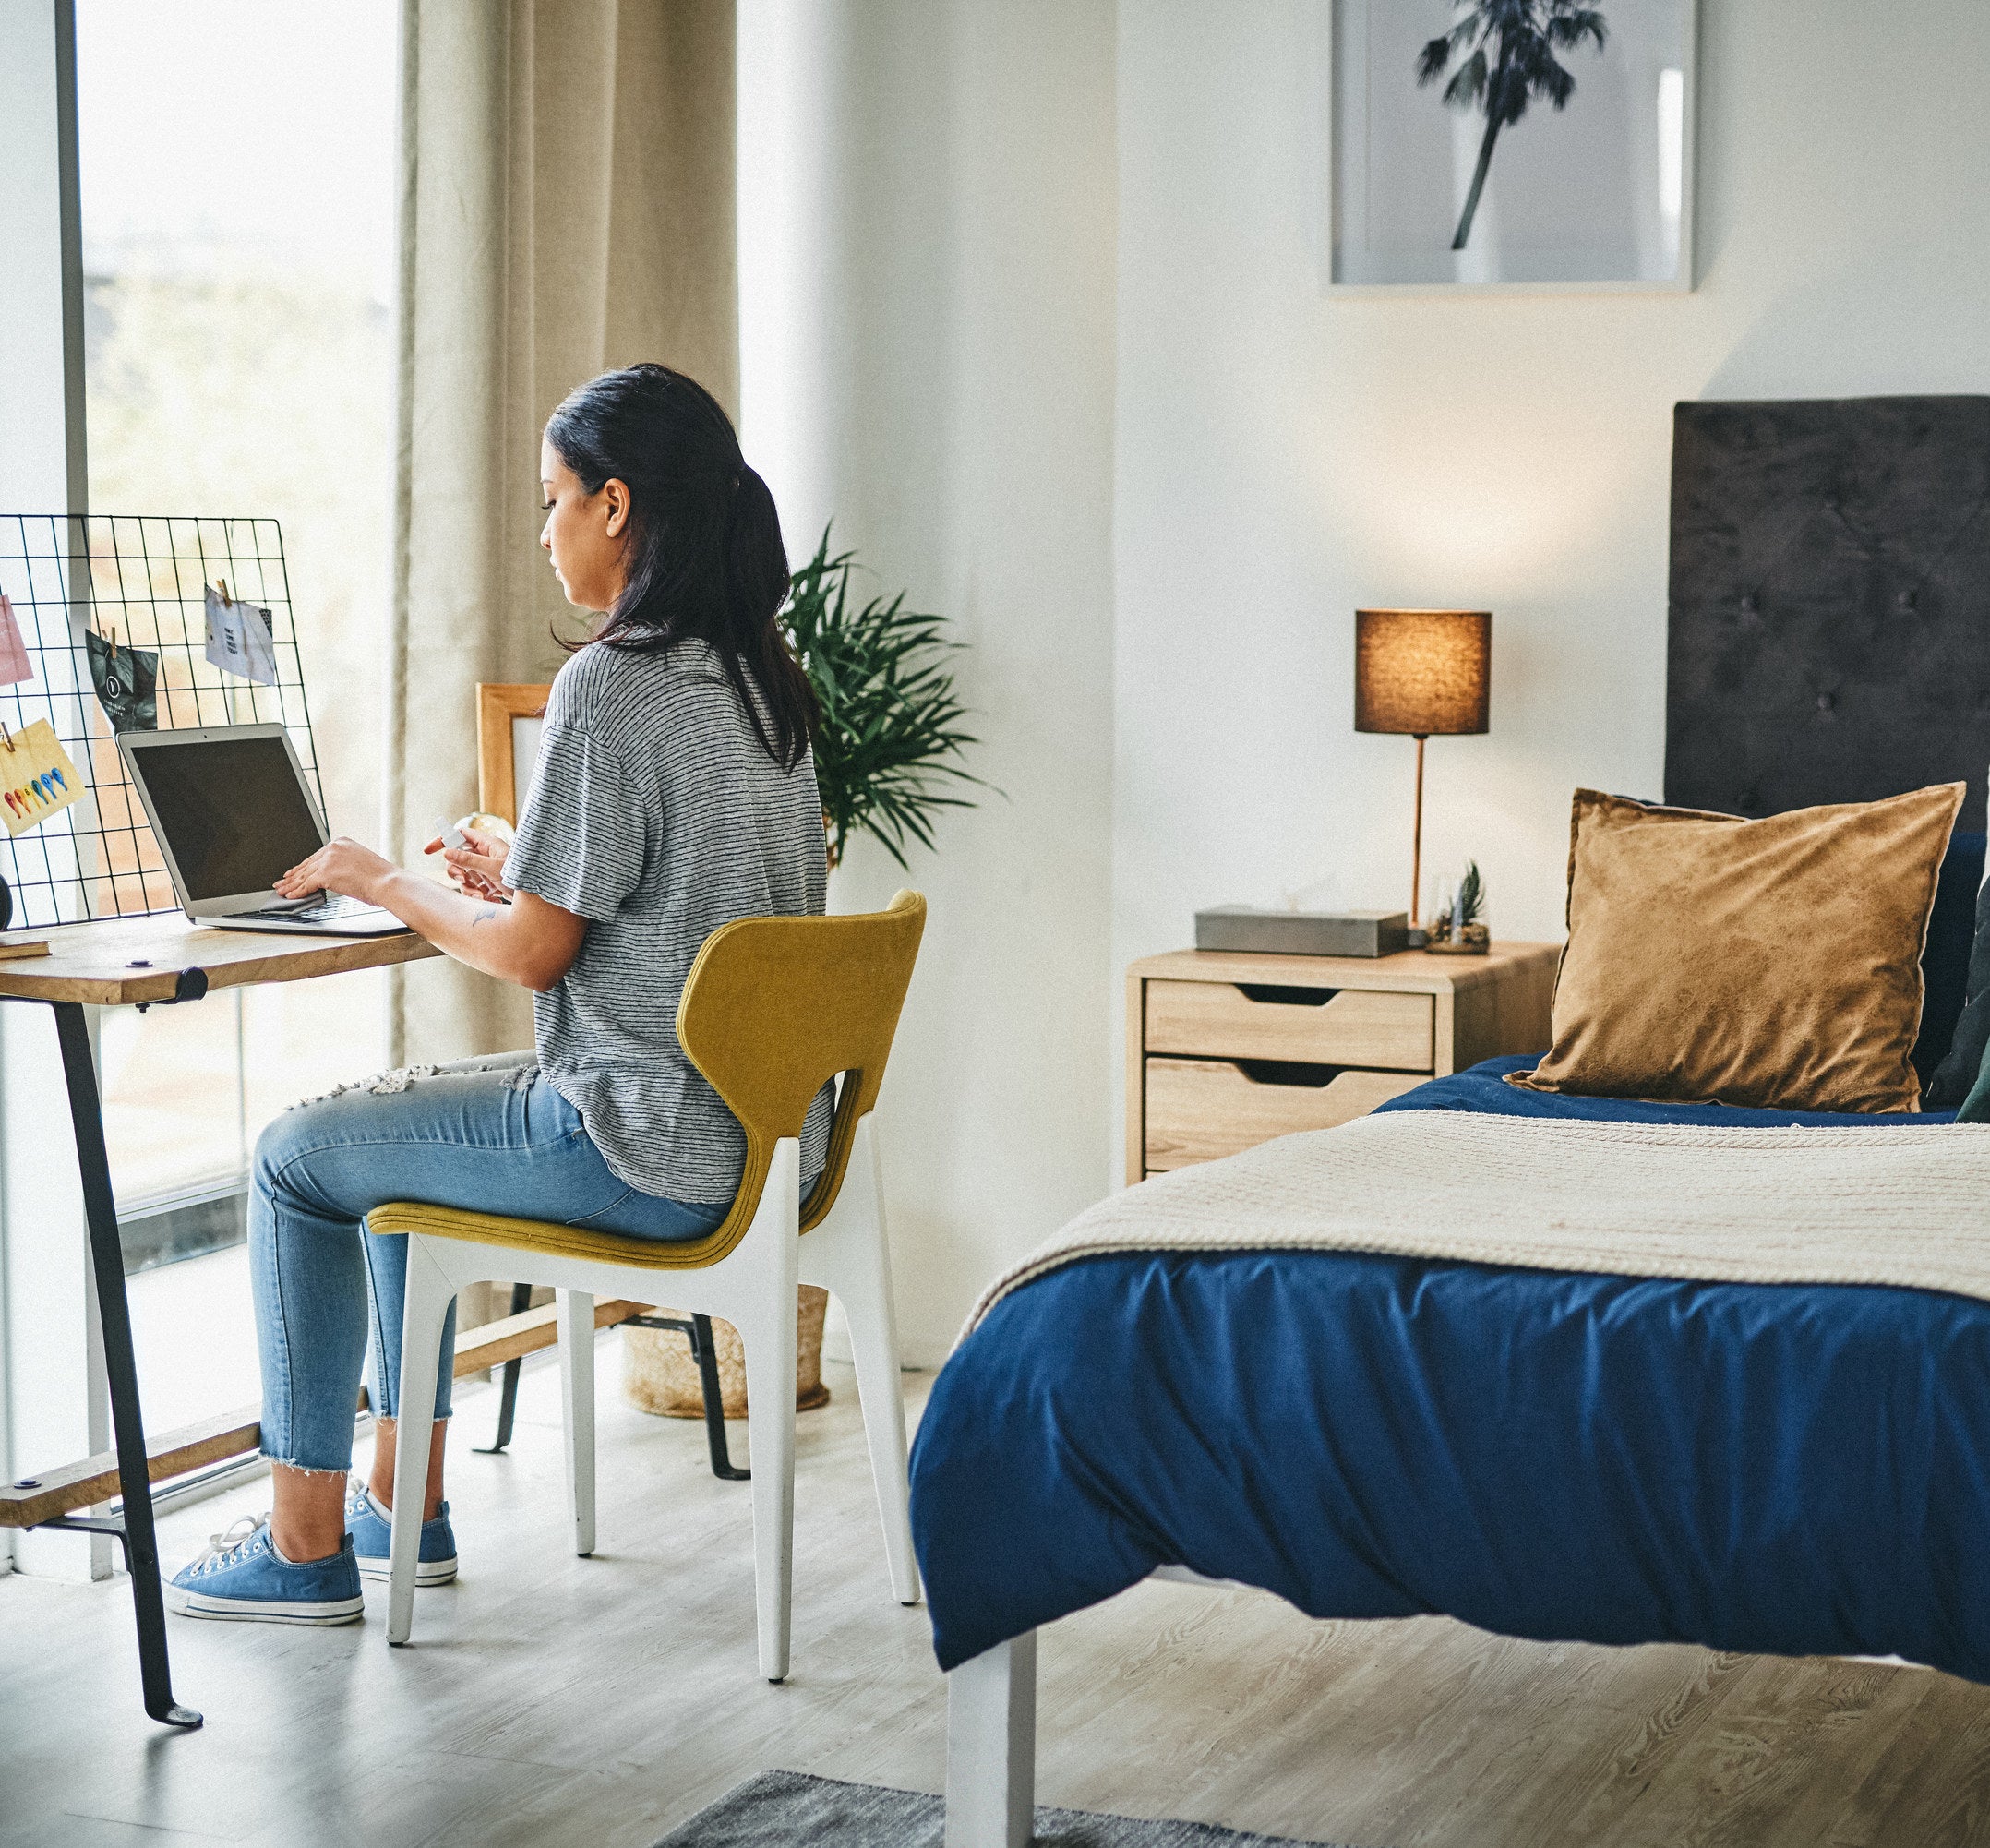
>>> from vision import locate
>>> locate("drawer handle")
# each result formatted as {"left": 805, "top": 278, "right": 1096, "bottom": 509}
{"left": 1235, "top": 1059, "right": 1342, "bottom": 1088}
{"left": 1235, "top": 984, "right": 1338, "bottom": 1007}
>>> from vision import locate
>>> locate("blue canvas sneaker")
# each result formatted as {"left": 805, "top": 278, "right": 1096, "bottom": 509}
{"left": 345, "top": 1482, "right": 459, "bottom": 1585}
{"left": 164, "top": 1515, "right": 365, "bottom": 1625}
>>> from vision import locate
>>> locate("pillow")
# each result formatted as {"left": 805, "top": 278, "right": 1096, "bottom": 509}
{"left": 1924, "top": 830, "right": 1990, "bottom": 1104}
{"left": 1509, "top": 782, "right": 1965, "bottom": 1113}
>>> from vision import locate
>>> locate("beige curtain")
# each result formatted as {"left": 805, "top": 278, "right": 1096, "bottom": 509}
{"left": 385, "top": 0, "right": 737, "bottom": 1065}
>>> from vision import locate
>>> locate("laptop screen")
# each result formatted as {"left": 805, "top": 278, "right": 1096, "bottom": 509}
{"left": 135, "top": 735, "right": 325, "bottom": 900}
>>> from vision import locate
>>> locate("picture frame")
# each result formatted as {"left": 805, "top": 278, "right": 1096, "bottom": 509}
{"left": 1325, "top": 0, "right": 1696, "bottom": 295}
{"left": 474, "top": 681, "right": 548, "bottom": 824}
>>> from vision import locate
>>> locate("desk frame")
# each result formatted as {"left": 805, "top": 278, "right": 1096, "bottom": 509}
{"left": 0, "top": 914, "right": 441, "bottom": 1731}
{"left": 42, "top": 992, "right": 203, "bottom": 1725}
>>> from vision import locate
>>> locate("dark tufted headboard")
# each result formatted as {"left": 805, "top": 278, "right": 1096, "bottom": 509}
{"left": 1665, "top": 395, "right": 1990, "bottom": 820}
{"left": 1665, "top": 395, "right": 1990, "bottom": 1086}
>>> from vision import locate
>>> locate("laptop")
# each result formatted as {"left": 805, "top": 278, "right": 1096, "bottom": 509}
{"left": 118, "top": 724, "right": 408, "bottom": 936}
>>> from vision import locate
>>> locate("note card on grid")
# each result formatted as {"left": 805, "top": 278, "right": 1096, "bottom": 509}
{"left": 204, "top": 583, "right": 278, "bottom": 687}
{"left": 0, "top": 720, "right": 80, "bottom": 836}
{"left": 0, "top": 593, "right": 32, "bottom": 687}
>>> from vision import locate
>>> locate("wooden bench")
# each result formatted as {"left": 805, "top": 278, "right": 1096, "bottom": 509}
{"left": 1, "top": 1296, "right": 652, "bottom": 1530}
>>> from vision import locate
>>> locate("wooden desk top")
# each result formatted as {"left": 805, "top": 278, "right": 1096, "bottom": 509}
{"left": 0, "top": 913, "right": 441, "bottom": 1006}
{"left": 1129, "top": 941, "right": 1561, "bottom": 995}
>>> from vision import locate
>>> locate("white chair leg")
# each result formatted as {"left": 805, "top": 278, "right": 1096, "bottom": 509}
{"left": 946, "top": 1631, "right": 1037, "bottom": 1848}
{"left": 741, "top": 1139, "right": 801, "bottom": 1682}
{"left": 814, "top": 1116, "right": 919, "bottom": 1604}
{"left": 387, "top": 1238, "right": 456, "bottom": 1647}
{"left": 557, "top": 1289, "right": 596, "bottom": 1557}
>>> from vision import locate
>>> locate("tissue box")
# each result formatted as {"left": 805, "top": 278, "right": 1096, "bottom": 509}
{"left": 1194, "top": 906, "right": 1409, "bottom": 958}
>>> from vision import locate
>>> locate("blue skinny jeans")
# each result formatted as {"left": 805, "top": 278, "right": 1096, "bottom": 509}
{"left": 250, "top": 1053, "right": 725, "bottom": 1473}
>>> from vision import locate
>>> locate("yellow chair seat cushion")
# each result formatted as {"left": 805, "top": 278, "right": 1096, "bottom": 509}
{"left": 366, "top": 1200, "right": 738, "bottom": 1274}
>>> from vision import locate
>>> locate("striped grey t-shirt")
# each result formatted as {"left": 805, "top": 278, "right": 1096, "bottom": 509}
{"left": 505, "top": 639, "right": 831, "bottom": 1206}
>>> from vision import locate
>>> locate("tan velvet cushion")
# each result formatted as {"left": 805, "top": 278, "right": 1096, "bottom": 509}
{"left": 1509, "top": 783, "right": 1965, "bottom": 1112}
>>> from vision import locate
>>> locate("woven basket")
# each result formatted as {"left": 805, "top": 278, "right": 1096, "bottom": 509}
{"left": 621, "top": 1284, "right": 831, "bottom": 1418}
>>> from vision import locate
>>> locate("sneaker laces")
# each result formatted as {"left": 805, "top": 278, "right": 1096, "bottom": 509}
{"left": 187, "top": 1512, "right": 269, "bottom": 1576}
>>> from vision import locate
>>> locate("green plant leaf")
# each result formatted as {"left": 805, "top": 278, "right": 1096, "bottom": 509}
{"left": 779, "top": 524, "right": 997, "bottom": 869}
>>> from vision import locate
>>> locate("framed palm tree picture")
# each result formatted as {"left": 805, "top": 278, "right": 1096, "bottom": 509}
{"left": 1326, "top": 0, "right": 1696, "bottom": 293}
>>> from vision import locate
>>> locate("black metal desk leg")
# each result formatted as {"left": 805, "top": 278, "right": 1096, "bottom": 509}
{"left": 474, "top": 1282, "right": 534, "bottom": 1454}
{"left": 52, "top": 1001, "right": 202, "bottom": 1730}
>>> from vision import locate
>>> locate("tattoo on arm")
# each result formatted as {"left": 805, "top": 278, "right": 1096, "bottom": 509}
{"left": 470, "top": 903, "right": 498, "bottom": 928}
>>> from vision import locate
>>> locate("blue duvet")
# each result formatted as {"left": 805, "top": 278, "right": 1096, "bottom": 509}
{"left": 910, "top": 1058, "right": 1990, "bottom": 1679}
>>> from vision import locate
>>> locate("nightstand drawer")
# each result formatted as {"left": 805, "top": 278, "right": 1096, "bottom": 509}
{"left": 1145, "top": 980, "right": 1433, "bottom": 1072}
{"left": 1144, "top": 1058, "right": 1425, "bottom": 1171}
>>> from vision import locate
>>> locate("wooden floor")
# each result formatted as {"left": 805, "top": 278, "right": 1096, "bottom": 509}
{"left": 6, "top": 1346, "right": 1990, "bottom": 1847}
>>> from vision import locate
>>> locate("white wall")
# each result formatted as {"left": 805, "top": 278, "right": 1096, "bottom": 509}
{"left": 739, "top": 1, "right": 1118, "bottom": 1360}
{"left": 1112, "top": 0, "right": 1990, "bottom": 1159}
{"left": 741, "top": 0, "right": 1990, "bottom": 1302}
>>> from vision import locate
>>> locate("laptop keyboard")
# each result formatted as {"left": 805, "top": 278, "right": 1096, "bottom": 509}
{"left": 244, "top": 894, "right": 379, "bottom": 923}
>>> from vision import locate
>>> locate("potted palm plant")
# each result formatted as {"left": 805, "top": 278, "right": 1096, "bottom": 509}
{"left": 782, "top": 528, "right": 987, "bottom": 870}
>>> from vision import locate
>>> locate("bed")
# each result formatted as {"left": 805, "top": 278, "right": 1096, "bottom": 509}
{"left": 913, "top": 395, "right": 1990, "bottom": 1846}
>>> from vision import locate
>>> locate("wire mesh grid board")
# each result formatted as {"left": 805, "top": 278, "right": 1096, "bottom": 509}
{"left": 0, "top": 515, "right": 325, "bottom": 930}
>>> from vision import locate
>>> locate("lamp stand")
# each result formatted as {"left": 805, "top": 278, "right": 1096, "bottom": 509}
{"left": 1409, "top": 733, "right": 1427, "bottom": 931}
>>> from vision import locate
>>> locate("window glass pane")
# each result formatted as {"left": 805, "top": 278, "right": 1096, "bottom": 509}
{"left": 76, "top": 0, "right": 398, "bottom": 1422}
{"left": 78, "top": 0, "right": 396, "bottom": 1212}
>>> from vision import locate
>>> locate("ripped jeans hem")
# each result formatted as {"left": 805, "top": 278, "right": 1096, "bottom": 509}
{"left": 260, "top": 1452, "right": 351, "bottom": 1480}
{"left": 258, "top": 1402, "right": 455, "bottom": 1477}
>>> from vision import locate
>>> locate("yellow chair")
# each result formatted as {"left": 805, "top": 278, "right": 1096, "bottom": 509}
{"left": 369, "top": 890, "right": 928, "bottom": 1680}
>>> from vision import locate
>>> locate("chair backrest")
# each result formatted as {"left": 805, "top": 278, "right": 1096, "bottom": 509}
{"left": 677, "top": 890, "right": 927, "bottom": 1253}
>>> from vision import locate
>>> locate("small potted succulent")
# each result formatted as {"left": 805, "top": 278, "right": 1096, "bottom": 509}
{"left": 1428, "top": 859, "right": 1490, "bottom": 954}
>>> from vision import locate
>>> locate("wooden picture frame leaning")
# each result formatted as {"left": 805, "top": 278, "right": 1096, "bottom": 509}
{"left": 475, "top": 681, "right": 550, "bottom": 823}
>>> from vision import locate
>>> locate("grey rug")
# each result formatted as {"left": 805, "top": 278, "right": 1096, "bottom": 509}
{"left": 654, "top": 1770, "right": 1350, "bottom": 1846}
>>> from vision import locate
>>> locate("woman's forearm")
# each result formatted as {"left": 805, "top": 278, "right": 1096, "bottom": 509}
{"left": 374, "top": 870, "right": 582, "bottom": 992}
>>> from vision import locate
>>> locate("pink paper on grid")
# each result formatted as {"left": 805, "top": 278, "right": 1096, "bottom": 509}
{"left": 0, "top": 594, "right": 33, "bottom": 687}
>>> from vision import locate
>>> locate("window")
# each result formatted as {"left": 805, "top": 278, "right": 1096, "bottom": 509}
{"left": 77, "top": 0, "right": 398, "bottom": 1416}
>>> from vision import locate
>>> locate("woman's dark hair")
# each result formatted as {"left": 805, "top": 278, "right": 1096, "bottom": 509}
{"left": 545, "top": 363, "right": 818, "bottom": 770}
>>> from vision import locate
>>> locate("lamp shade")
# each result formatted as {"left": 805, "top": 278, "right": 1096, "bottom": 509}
{"left": 1354, "top": 608, "right": 1492, "bottom": 736}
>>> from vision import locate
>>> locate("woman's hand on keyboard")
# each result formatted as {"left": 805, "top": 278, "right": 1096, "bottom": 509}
{"left": 277, "top": 837, "right": 395, "bottom": 906}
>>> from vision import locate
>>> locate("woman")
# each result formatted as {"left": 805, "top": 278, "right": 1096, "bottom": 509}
{"left": 167, "top": 365, "right": 831, "bottom": 1624}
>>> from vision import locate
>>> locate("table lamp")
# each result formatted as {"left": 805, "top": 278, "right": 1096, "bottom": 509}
{"left": 1354, "top": 607, "right": 1491, "bottom": 940}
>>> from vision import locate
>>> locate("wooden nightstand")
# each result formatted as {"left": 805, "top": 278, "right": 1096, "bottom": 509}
{"left": 1125, "top": 942, "right": 1560, "bottom": 1183}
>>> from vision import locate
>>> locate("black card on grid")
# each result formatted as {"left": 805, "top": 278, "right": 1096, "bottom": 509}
{"left": 86, "top": 630, "right": 159, "bottom": 733}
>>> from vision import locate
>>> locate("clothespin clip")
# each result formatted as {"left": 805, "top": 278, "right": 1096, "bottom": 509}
{"left": 107, "top": 625, "right": 118, "bottom": 663}
{"left": 1, "top": 720, "right": 15, "bottom": 754}
{"left": 216, "top": 578, "right": 231, "bottom": 607}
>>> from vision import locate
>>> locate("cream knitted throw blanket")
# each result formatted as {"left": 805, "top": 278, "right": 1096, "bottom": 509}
{"left": 961, "top": 1109, "right": 1990, "bottom": 1338}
